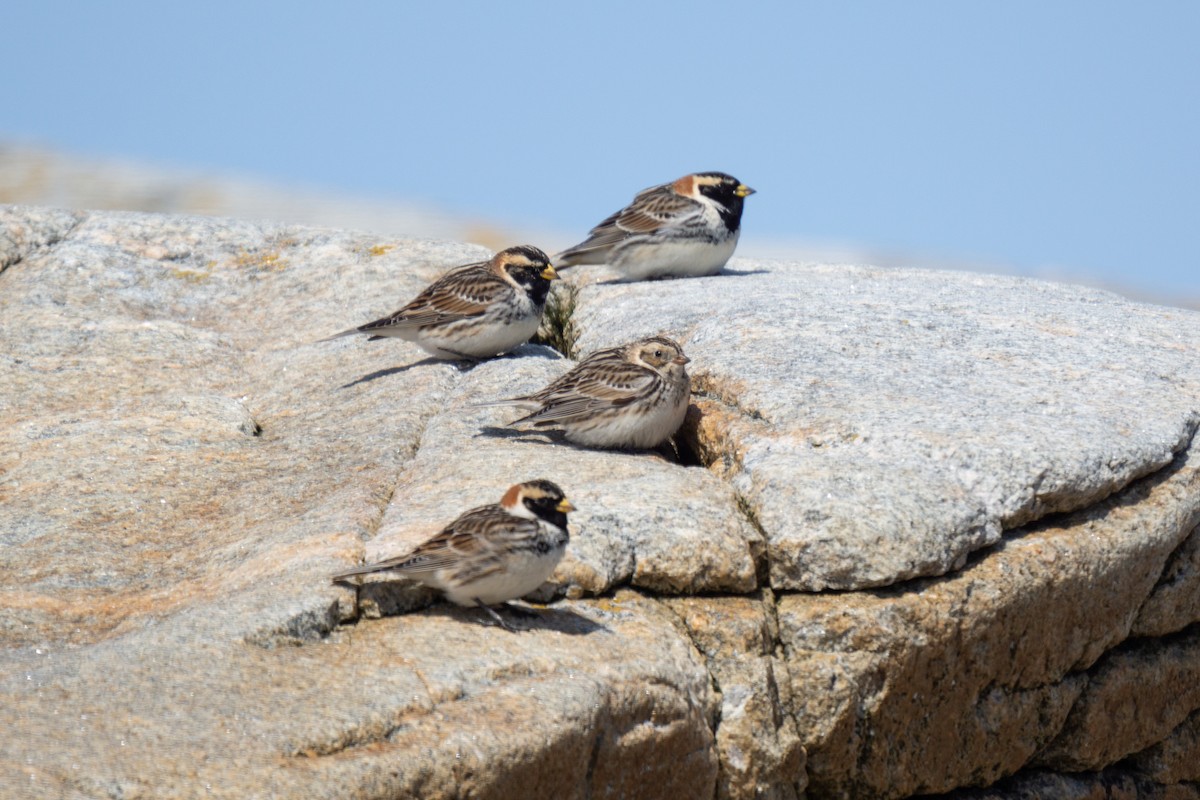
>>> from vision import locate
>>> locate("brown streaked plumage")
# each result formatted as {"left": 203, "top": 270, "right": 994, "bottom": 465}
{"left": 331, "top": 480, "right": 574, "bottom": 631}
{"left": 671, "top": 174, "right": 696, "bottom": 195}
{"left": 319, "top": 245, "right": 558, "bottom": 360}
{"left": 556, "top": 172, "right": 754, "bottom": 281}
{"left": 479, "top": 335, "right": 691, "bottom": 449}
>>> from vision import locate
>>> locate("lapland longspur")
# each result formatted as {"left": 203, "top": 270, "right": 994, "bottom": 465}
{"left": 320, "top": 245, "right": 558, "bottom": 360}
{"left": 483, "top": 335, "right": 691, "bottom": 449}
{"left": 332, "top": 480, "right": 574, "bottom": 630}
{"left": 556, "top": 172, "right": 755, "bottom": 281}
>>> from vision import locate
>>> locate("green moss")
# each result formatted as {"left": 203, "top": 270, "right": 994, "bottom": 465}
{"left": 532, "top": 282, "right": 579, "bottom": 358}
{"left": 168, "top": 268, "right": 211, "bottom": 284}
{"left": 232, "top": 250, "right": 287, "bottom": 272}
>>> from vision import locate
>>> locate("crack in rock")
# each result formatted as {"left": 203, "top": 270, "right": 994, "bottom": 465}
{"left": 9, "top": 208, "right": 1200, "bottom": 799}
{"left": 774, "top": 437, "right": 1200, "bottom": 798}
{"left": 568, "top": 267, "right": 1200, "bottom": 593}
{"left": 344, "top": 352, "right": 763, "bottom": 605}
{"left": 0, "top": 207, "right": 83, "bottom": 276}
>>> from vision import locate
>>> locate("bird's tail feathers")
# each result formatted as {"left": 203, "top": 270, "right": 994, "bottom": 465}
{"left": 331, "top": 559, "right": 405, "bottom": 583}
{"left": 314, "top": 327, "right": 361, "bottom": 344}
{"left": 553, "top": 248, "right": 605, "bottom": 268}
{"left": 469, "top": 397, "right": 540, "bottom": 411}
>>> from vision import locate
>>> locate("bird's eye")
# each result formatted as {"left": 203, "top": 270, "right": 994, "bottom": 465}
{"left": 654, "top": 349, "right": 663, "bottom": 358}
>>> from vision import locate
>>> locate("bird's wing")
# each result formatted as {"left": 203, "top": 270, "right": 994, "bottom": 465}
{"left": 358, "top": 263, "right": 507, "bottom": 332}
{"left": 613, "top": 183, "right": 703, "bottom": 233}
{"left": 512, "top": 352, "right": 657, "bottom": 425}
{"left": 557, "top": 183, "right": 701, "bottom": 263}
{"left": 331, "top": 504, "right": 536, "bottom": 581}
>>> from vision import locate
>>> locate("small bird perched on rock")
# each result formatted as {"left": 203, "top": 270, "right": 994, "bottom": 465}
{"left": 481, "top": 335, "right": 691, "bottom": 449}
{"left": 320, "top": 245, "right": 558, "bottom": 360}
{"left": 556, "top": 172, "right": 755, "bottom": 281}
{"left": 331, "top": 480, "right": 574, "bottom": 631}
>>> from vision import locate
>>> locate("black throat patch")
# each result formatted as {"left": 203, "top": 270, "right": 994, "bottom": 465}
{"left": 699, "top": 182, "right": 745, "bottom": 233}
{"left": 512, "top": 267, "right": 553, "bottom": 307}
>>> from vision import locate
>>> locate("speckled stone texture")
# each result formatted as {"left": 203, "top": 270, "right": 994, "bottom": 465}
{"left": 568, "top": 265, "right": 1200, "bottom": 592}
{"left": 3, "top": 206, "right": 1200, "bottom": 799}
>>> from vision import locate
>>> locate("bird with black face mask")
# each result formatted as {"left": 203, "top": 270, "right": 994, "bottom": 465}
{"left": 320, "top": 245, "right": 559, "bottom": 360}
{"left": 556, "top": 172, "right": 755, "bottom": 281}
{"left": 331, "top": 480, "right": 575, "bottom": 631}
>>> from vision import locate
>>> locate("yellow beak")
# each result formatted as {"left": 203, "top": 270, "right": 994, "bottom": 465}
{"left": 556, "top": 498, "right": 576, "bottom": 513}
{"left": 541, "top": 264, "right": 560, "bottom": 281}
{"left": 735, "top": 184, "right": 756, "bottom": 198}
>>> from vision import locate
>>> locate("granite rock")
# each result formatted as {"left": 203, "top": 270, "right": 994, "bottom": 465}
{"left": 935, "top": 768, "right": 1200, "bottom": 800}
{"left": 1133, "top": 522, "right": 1200, "bottom": 638}
{"left": 344, "top": 351, "right": 761, "bottom": 603}
{"left": 775, "top": 442, "right": 1200, "bottom": 798}
{"left": 568, "top": 265, "right": 1200, "bottom": 591}
{"left": 1035, "top": 625, "right": 1200, "bottom": 772}
{"left": 5, "top": 205, "right": 1200, "bottom": 799}
{"left": 1124, "top": 707, "right": 1200, "bottom": 784}
{"left": 4, "top": 589, "right": 719, "bottom": 799}
{"left": 663, "top": 594, "right": 807, "bottom": 800}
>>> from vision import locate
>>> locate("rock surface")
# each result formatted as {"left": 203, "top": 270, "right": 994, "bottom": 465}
{"left": 569, "top": 266, "right": 1200, "bottom": 591}
{"left": 2, "top": 205, "right": 1200, "bottom": 799}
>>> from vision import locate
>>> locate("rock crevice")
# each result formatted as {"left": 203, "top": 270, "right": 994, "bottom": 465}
{"left": 4, "top": 207, "right": 1200, "bottom": 799}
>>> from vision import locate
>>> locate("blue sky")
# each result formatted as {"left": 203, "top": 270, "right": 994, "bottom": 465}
{"left": 6, "top": 1, "right": 1199, "bottom": 301}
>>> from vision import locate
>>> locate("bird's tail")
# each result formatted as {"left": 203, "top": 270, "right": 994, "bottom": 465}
{"left": 469, "top": 397, "right": 541, "bottom": 411}
{"left": 553, "top": 248, "right": 604, "bottom": 269}
{"left": 331, "top": 558, "right": 406, "bottom": 584}
{"left": 314, "top": 327, "right": 361, "bottom": 344}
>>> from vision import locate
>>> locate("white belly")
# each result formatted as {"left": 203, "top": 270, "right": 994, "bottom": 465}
{"left": 441, "top": 546, "right": 566, "bottom": 606}
{"left": 564, "top": 388, "right": 689, "bottom": 449}
{"left": 612, "top": 233, "right": 739, "bottom": 281}
{"left": 410, "top": 312, "right": 541, "bottom": 359}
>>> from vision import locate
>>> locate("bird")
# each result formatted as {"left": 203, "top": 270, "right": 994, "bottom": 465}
{"left": 331, "top": 480, "right": 575, "bottom": 631}
{"left": 555, "top": 172, "right": 755, "bottom": 281}
{"left": 480, "top": 335, "right": 691, "bottom": 449}
{"left": 319, "top": 245, "right": 558, "bottom": 360}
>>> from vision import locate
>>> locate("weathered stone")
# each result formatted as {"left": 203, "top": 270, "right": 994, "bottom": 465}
{"left": 0, "top": 207, "right": 475, "bottom": 654}
{"left": 349, "top": 351, "right": 761, "bottom": 599}
{"left": 776, "top": 443, "right": 1200, "bottom": 799}
{"left": 3, "top": 589, "right": 718, "bottom": 799}
{"left": 1134, "top": 523, "right": 1200, "bottom": 637}
{"left": 0, "top": 207, "right": 723, "bottom": 798}
{"left": 934, "top": 768, "right": 1200, "bottom": 799}
{"left": 0, "top": 205, "right": 81, "bottom": 272}
{"left": 664, "top": 594, "right": 807, "bottom": 800}
{"left": 6, "top": 205, "right": 1200, "bottom": 799}
{"left": 568, "top": 265, "right": 1200, "bottom": 591}
{"left": 1124, "top": 707, "right": 1200, "bottom": 784}
{"left": 1035, "top": 625, "right": 1200, "bottom": 772}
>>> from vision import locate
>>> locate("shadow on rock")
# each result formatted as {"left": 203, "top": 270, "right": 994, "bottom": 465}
{"left": 340, "top": 344, "right": 562, "bottom": 390}
{"left": 351, "top": 583, "right": 608, "bottom": 635}
{"left": 355, "top": 581, "right": 440, "bottom": 618}
{"left": 474, "top": 425, "right": 559, "bottom": 444}
{"left": 474, "top": 426, "right": 674, "bottom": 462}
{"left": 718, "top": 266, "right": 772, "bottom": 277}
{"left": 339, "top": 358, "right": 472, "bottom": 389}
{"left": 591, "top": 267, "right": 771, "bottom": 285}
{"left": 424, "top": 603, "right": 609, "bottom": 635}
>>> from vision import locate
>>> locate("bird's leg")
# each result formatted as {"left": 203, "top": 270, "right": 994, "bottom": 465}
{"left": 475, "top": 600, "right": 517, "bottom": 632}
{"left": 497, "top": 602, "right": 540, "bottom": 619}
{"left": 443, "top": 348, "right": 483, "bottom": 363}
{"left": 651, "top": 440, "right": 681, "bottom": 463}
